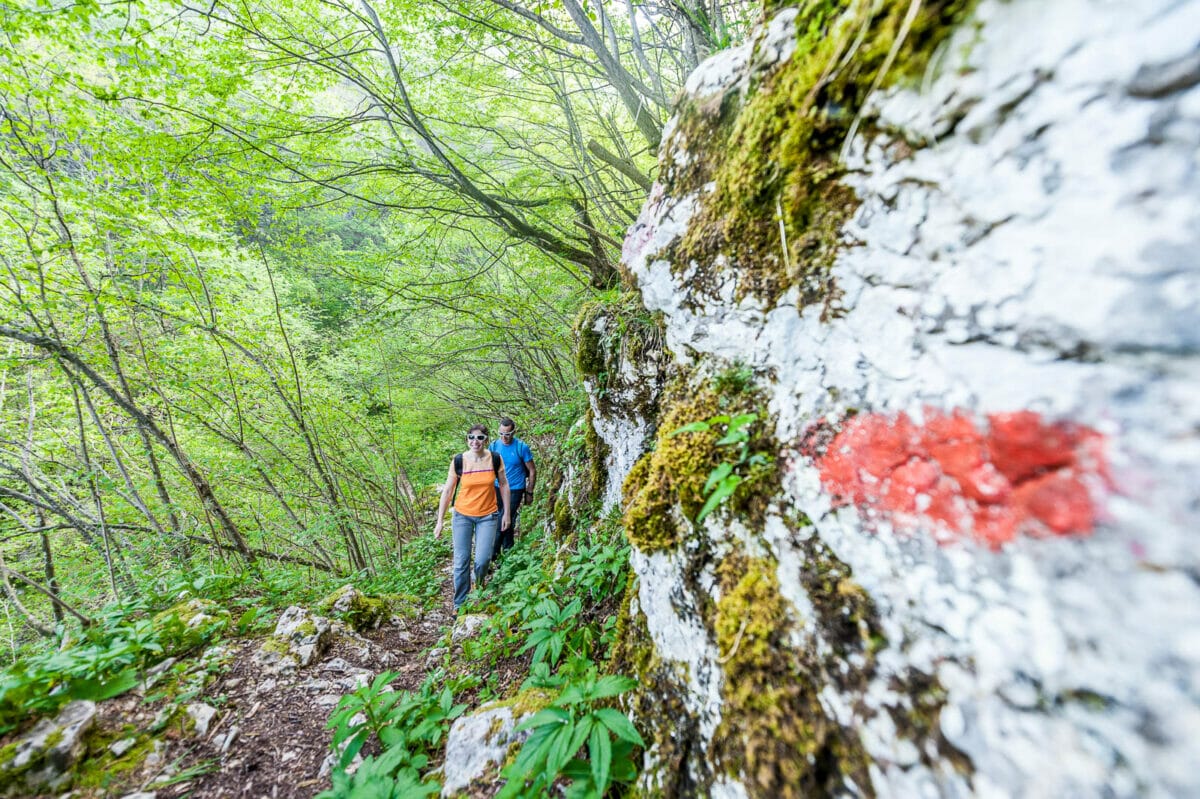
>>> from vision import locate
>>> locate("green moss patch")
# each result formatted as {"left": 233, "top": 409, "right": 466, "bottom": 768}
{"left": 622, "top": 368, "right": 779, "bottom": 552}
{"left": 69, "top": 727, "right": 157, "bottom": 794}
{"left": 574, "top": 290, "right": 666, "bottom": 418}
{"left": 317, "top": 585, "right": 394, "bottom": 632}
{"left": 660, "top": 0, "right": 974, "bottom": 311}
{"left": 712, "top": 553, "right": 872, "bottom": 797}
{"left": 152, "top": 598, "right": 231, "bottom": 653}
{"left": 584, "top": 406, "right": 612, "bottom": 507}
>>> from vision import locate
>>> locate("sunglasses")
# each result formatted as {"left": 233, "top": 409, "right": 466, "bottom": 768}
{"left": 467, "top": 434, "right": 487, "bottom": 441}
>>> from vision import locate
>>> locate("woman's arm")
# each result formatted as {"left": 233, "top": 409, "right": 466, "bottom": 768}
{"left": 498, "top": 463, "right": 512, "bottom": 531}
{"left": 433, "top": 461, "right": 458, "bottom": 537}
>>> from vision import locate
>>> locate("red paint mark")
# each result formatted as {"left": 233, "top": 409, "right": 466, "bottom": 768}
{"left": 810, "top": 408, "right": 1109, "bottom": 549}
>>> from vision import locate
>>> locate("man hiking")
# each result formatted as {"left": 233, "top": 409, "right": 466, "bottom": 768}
{"left": 490, "top": 417, "right": 535, "bottom": 560}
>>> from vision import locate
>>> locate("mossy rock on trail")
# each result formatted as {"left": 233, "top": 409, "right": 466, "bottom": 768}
{"left": 152, "top": 597, "right": 232, "bottom": 652}
{"left": 0, "top": 700, "right": 96, "bottom": 796}
{"left": 316, "top": 585, "right": 421, "bottom": 632}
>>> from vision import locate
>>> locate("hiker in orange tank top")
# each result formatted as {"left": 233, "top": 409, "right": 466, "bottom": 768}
{"left": 434, "top": 424, "right": 511, "bottom": 611}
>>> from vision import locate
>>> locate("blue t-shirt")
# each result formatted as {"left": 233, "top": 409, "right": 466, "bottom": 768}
{"left": 490, "top": 438, "right": 533, "bottom": 490}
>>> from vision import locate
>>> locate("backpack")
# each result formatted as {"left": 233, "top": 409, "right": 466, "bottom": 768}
{"left": 454, "top": 452, "right": 501, "bottom": 477}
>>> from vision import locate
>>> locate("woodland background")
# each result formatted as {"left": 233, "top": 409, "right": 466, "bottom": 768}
{"left": 0, "top": 0, "right": 753, "bottom": 630}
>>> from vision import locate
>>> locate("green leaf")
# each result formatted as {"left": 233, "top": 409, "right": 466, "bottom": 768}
{"left": 703, "top": 462, "right": 734, "bottom": 494}
{"left": 667, "top": 420, "right": 710, "bottom": 437}
{"left": 69, "top": 668, "right": 140, "bottom": 701}
{"left": 594, "top": 708, "right": 645, "bottom": 746}
{"left": 588, "top": 721, "right": 612, "bottom": 793}
{"left": 545, "top": 721, "right": 579, "bottom": 780}
{"left": 728, "top": 412, "right": 758, "bottom": 430}
{"left": 696, "top": 475, "right": 742, "bottom": 522}
{"left": 515, "top": 707, "right": 570, "bottom": 732}
{"left": 714, "top": 428, "right": 749, "bottom": 446}
{"left": 588, "top": 675, "right": 636, "bottom": 701}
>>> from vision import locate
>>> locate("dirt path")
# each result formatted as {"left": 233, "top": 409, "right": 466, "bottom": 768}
{"left": 153, "top": 599, "right": 455, "bottom": 799}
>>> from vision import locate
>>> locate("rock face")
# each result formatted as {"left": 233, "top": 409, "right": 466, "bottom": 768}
{"left": 600, "top": 1, "right": 1200, "bottom": 797}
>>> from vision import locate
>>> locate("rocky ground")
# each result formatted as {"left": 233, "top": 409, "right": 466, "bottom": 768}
{"left": 3, "top": 584, "right": 461, "bottom": 799}
{"left": 152, "top": 612, "right": 447, "bottom": 799}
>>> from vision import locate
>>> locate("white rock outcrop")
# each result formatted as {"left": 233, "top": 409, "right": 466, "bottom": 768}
{"left": 440, "top": 704, "right": 531, "bottom": 797}
{"left": 600, "top": 1, "right": 1200, "bottom": 796}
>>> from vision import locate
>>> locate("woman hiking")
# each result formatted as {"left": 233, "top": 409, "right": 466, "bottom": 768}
{"left": 434, "top": 424, "right": 511, "bottom": 612}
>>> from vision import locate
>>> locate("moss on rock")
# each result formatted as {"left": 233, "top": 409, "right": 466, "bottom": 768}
{"left": 553, "top": 494, "right": 574, "bottom": 539}
{"left": 68, "top": 726, "right": 156, "bottom": 794}
{"left": 151, "top": 598, "right": 230, "bottom": 655}
{"left": 317, "top": 585, "right": 391, "bottom": 632}
{"left": 659, "top": 0, "right": 974, "bottom": 311}
{"left": 622, "top": 368, "right": 779, "bottom": 552}
{"left": 259, "top": 635, "right": 292, "bottom": 656}
{"left": 712, "top": 552, "right": 873, "bottom": 797}
{"left": 584, "top": 405, "right": 611, "bottom": 506}
{"left": 574, "top": 300, "right": 608, "bottom": 381}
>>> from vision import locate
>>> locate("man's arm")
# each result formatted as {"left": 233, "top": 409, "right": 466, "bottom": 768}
{"left": 525, "top": 458, "right": 536, "bottom": 493}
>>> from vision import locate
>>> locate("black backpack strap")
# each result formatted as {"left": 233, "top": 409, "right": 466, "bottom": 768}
{"left": 491, "top": 452, "right": 501, "bottom": 476}
{"left": 454, "top": 454, "right": 463, "bottom": 476}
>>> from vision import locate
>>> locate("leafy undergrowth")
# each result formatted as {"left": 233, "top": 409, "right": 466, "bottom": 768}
{"left": 0, "top": 493, "right": 638, "bottom": 797}
{"left": 321, "top": 508, "right": 641, "bottom": 798}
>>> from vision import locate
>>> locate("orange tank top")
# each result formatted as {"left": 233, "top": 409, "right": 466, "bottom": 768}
{"left": 454, "top": 455, "right": 499, "bottom": 517}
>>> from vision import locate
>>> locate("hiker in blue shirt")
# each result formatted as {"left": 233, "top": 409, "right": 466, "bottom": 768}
{"left": 489, "top": 417, "right": 536, "bottom": 559}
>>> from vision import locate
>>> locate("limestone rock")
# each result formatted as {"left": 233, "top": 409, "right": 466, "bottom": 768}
{"left": 109, "top": 738, "right": 137, "bottom": 758}
{"left": 135, "top": 657, "right": 177, "bottom": 693}
{"left": 317, "top": 585, "right": 388, "bottom": 632}
{"left": 424, "top": 647, "right": 448, "bottom": 668}
{"left": 604, "top": 0, "right": 1200, "bottom": 796}
{"left": 450, "top": 613, "right": 488, "bottom": 644}
{"left": 255, "top": 606, "right": 332, "bottom": 672}
{"left": 1, "top": 700, "right": 96, "bottom": 793}
{"left": 185, "top": 702, "right": 217, "bottom": 737}
{"left": 440, "top": 704, "right": 530, "bottom": 797}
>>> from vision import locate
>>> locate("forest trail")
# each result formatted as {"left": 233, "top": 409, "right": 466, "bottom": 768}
{"left": 65, "top": 584, "right": 460, "bottom": 798}
{"left": 165, "top": 617, "right": 446, "bottom": 798}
